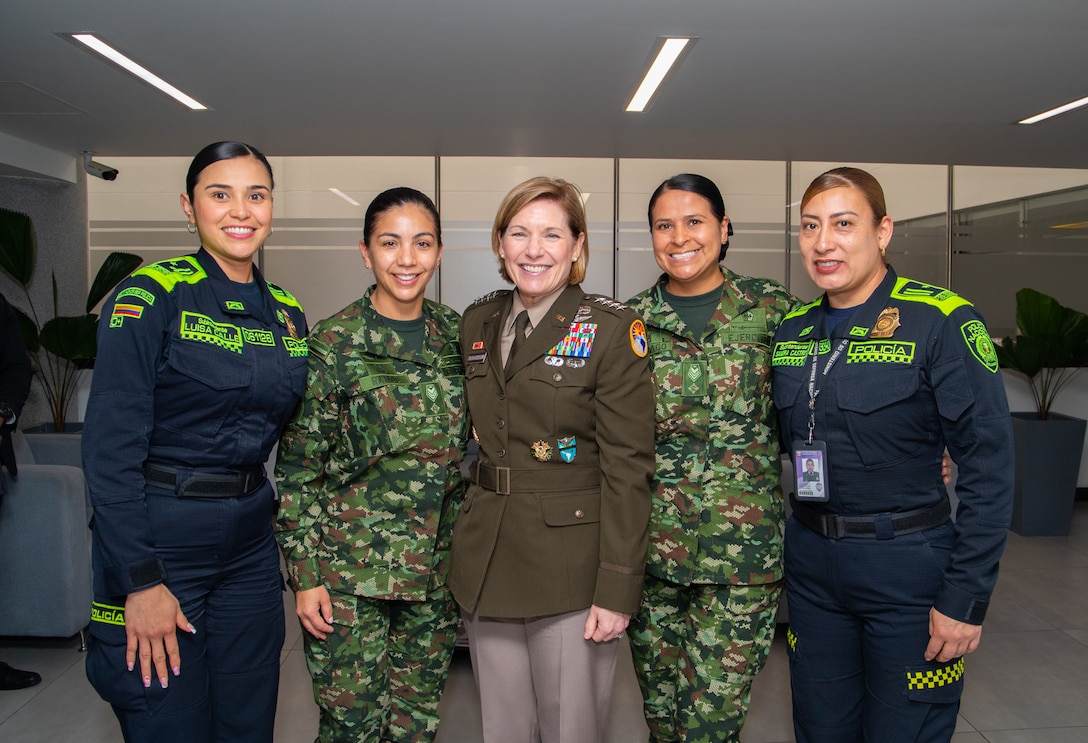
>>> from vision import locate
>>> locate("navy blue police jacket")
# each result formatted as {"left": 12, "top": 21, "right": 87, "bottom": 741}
{"left": 83, "top": 249, "right": 308, "bottom": 597}
{"left": 771, "top": 266, "right": 1013, "bottom": 624}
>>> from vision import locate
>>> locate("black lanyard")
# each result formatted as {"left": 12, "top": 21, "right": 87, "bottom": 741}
{"left": 805, "top": 338, "right": 849, "bottom": 444}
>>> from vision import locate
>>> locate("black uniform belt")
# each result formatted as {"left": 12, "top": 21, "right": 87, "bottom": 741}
{"left": 474, "top": 462, "right": 600, "bottom": 496}
{"left": 791, "top": 498, "right": 951, "bottom": 540}
{"left": 143, "top": 463, "right": 266, "bottom": 498}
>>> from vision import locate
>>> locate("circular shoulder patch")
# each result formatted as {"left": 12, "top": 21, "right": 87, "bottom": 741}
{"left": 629, "top": 318, "right": 649, "bottom": 358}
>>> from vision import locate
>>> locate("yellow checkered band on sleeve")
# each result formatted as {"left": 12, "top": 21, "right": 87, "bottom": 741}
{"left": 786, "top": 626, "right": 798, "bottom": 652}
{"left": 906, "top": 657, "right": 964, "bottom": 689}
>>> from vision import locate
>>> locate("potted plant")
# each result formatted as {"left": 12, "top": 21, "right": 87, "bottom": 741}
{"left": 0, "top": 206, "right": 141, "bottom": 432}
{"left": 996, "top": 288, "right": 1088, "bottom": 536}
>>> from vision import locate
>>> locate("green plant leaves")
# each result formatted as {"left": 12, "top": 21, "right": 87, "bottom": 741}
{"left": 997, "top": 288, "right": 1088, "bottom": 418}
{"left": 87, "top": 252, "right": 142, "bottom": 312}
{"left": 0, "top": 206, "right": 37, "bottom": 286}
{"left": 39, "top": 314, "right": 98, "bottom": 362}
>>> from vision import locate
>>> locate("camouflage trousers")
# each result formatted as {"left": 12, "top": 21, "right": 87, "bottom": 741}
{"left": 629, "top": 576, "right": 783, "bottom": 743}
{"left": 302, "top": 586, "right": 459, "bottom": 743}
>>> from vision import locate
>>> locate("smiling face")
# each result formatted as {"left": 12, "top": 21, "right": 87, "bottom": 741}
{"left": 359, "top": 203, "right": 442, "bottom": 320}
{"left": 499, "top": 198, "right": 584, "bottom": 308}
{"left": 180, "top": 155, "right": 272, "bottom": 282}
{"left": 798, "top": 185, "right": 893, "bottom": 308}
{"left": 650, "top": 188, "right": 729, "bottom": 296}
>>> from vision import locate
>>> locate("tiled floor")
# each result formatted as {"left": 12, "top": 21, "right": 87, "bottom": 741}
{"left": 3, "top": 502, "right": 1087, "bottom": 742}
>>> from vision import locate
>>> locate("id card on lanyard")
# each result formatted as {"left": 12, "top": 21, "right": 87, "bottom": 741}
{"left": 792, "top": 337, "right": 848, "bottom": 502}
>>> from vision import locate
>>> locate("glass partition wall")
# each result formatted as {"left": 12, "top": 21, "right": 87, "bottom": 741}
{"left": 90, "top": 158, "right": 1088, "bottom": 331}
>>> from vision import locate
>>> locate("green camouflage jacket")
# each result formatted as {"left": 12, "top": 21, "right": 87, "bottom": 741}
{"left": 628, "top": 269, "right": 797, "bottom": 586}
{"left": 275, "top": 288, "right": 467, "bottom": 601}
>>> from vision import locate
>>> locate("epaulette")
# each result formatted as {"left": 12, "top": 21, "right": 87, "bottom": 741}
{"left": 470, "top": 289, "right": 512, "bottom": 307}
{"left": 889, "top": 277, "right": 972, "bottom": 316}
{"left": 267, "top": 281, "right": 304, "bottom": 311}
{"left": 588, "top": 295, "right": 631, "bottom": 316}
{"left": 784, "top": 296, "right": 824, "bottom": 321}
{"left": 131, "top": 256, "right": 207, "bottom": 292}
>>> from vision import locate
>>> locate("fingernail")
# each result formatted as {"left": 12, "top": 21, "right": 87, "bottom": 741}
{"left": 187, "top": 624, "right": 197, "bottom": 635}
{"left": 143, "top": 676, "right": 151, "bottom": 688}
{"left": 127, "top": 661, "right": 134, "bottom": 671}
{"left": 172, "top": 665, "right": 180, "bottom": 677}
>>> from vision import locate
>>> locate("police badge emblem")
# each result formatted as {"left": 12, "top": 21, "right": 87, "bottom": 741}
{"left": 870, "top": 308, "right": 900, "bottom": 339}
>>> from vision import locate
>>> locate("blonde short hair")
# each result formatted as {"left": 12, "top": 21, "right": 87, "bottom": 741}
{"left": 491, "top": 176, "right": 589, "bottom": 284}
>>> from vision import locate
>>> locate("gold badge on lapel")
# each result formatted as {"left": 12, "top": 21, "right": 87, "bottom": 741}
{"left": 531, "top": 441, "right": 553, "bottom": 462}
{"left": 871, "top": 308, "right": 901, "bottom": 338}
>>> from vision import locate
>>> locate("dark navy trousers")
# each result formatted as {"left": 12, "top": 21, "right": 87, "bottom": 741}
{"left": 784, "top": 516, "right": 963, "bottom": 743}
{"left": 87, "top": 480, "right": 285, "bottom": 743}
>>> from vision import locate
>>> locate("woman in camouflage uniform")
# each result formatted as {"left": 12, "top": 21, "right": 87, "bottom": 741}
{"left": 627, "top": 174, "right": 796, "bottom": 742}
{"left": 276, "top": 188, "right": 467, "bottom": 743}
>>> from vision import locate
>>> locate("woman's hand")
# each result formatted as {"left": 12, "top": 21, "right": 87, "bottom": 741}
{"left": 124, "top": 584, "right": 193, "bottom": 689}
{"left": 296, "top": 586, "right": 335, "bottom": 640}
{"left": 583, "top": 605, "right": 631, "bottom": 643}
{"left": 926, "top": 607, "right": 982, "bottom": 662}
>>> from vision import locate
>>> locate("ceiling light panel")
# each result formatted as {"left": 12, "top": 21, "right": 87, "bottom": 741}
{"left": 626, "top": 37, "right": 696, "bottom": 113}
{"left": 68, "top": 33, "right": 207, "bottom": 110}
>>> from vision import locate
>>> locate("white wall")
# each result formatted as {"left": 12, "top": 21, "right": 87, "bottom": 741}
{"left": 1004, "top": 370, "right": 1088, "bottom": 487}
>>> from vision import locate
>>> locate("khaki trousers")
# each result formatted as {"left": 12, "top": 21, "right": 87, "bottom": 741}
{"left": 463, "top": 608, "right": 620, "bottom": 743}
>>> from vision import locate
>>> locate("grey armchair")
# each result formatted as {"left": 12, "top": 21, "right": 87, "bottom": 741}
{"left": 0, "top": 430, "right": 91, "bottom": 646}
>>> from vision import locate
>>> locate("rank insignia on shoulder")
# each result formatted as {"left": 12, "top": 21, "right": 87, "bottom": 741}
{"left": 629, "top": 318, "right": 648, "bottom": 358}
{"left": 593, "top": 296, "right": 627, "bottom": 312}
{"left": 558, "top": 436, "right": 577, "bottom": 462}
{"left": 871, "top": 307, "right": 901, "bottom": 338}
{"left": 531, "top": 440, "right": 553, "bottom": 461}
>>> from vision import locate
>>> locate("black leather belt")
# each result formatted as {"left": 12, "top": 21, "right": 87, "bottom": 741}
{"left": 791, "top": 498, "right": 951, "bottom": 540}
{"left": 474, "top": 462, "right": 600, "bottom": 496}
{"left": 144, "top": 463, "right": 265, "bottom": 498}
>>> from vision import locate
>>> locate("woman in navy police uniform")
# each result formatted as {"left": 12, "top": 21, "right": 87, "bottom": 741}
{"left": 83, "top": 142, "right": 308, "bottom": 742}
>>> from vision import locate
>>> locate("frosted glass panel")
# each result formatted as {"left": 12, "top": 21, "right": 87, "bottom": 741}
{"left": 789, "top": 161, "right": 948, "bottom": 302}
{"left": 439, "top": 157, "right": 616, "bottom": 307}
{"left": 617, "top": 159, "right": 787, "bottom": 301}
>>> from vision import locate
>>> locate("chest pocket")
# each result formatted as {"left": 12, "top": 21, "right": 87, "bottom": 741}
{"left": 836, "top": 365, "right": 934, "bottom": 467}
{"left": 161, "top": 341, "right": 253, "bottom": 442}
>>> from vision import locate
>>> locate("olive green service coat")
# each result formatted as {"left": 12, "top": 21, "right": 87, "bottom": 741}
{"left": 449, "top": 284, "right": 655, "bottom": 618}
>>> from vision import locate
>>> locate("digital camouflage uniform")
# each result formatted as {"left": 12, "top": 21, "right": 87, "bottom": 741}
{"left": 276, "top": 288, "right": 467, "bottom": 743}
{"left": 627, "top": 269, "right": 797, "bottom": 743}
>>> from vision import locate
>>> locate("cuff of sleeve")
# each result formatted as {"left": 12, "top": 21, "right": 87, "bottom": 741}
{"left": 935, "top": 584, "right": 989, "bottom": 625}
{"left": 101, "top": 557, "right": 166, "bottom": 596}
{"left": 591, "top": 566, "right": 645, "bottom": 614}
{"left": 286, "top": 558, "right": 323, "bottom": 593}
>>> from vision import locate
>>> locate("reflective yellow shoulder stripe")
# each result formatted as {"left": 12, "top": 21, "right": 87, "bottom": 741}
{"left": 784, "top": 296, "right": 822, "bottom": 321}
{"left": 267, "top": 282, "right": 304, "bottom": 311}
{"left": 131, "top": 256, "right": 207, "bottom": 291}
{"left": 890, "top": 277, "right": 971, "bottom": 316}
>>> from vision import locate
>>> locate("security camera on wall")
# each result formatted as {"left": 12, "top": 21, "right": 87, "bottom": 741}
{"left": 82, "top": 151, "right": 119, "bottom": 181}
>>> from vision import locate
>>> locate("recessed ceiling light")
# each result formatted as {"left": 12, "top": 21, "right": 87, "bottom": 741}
{"left": 626, "top": 37, "right": 696, "bottom": 113}
{"left": 68, "top": 33, "right": 207, "bottom": 110}
{"left": 329, "top": 188, "right": 361, "bottom": 206}
{"left": 1018, "top": 94, "right": 1088, "bottom": 124}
